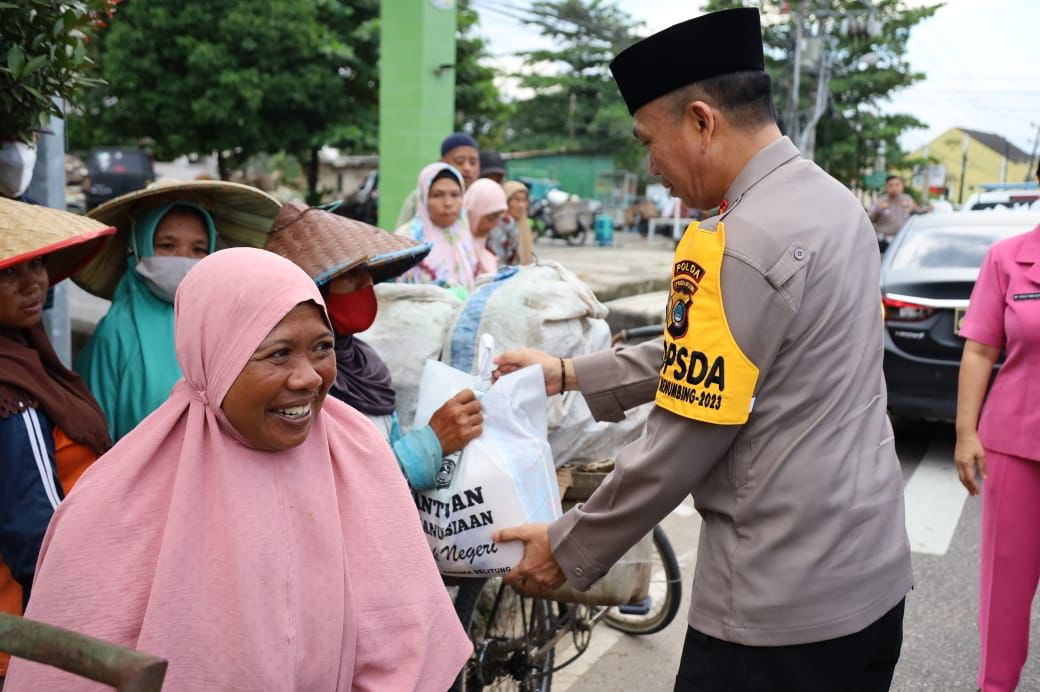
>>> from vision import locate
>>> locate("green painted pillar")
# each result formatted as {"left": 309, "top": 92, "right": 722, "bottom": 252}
{"left": 378, "top": 0, "right": 457, "bottom": 230}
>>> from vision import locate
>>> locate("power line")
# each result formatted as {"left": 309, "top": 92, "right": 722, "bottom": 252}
{"left": 470, "top": 0, "right": 533, "bottom": 25}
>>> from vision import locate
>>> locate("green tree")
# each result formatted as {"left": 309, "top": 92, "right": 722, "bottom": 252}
{"left": 0, "top": 0, "right": 115, "bottom": 141}
{"left": 506, "top": 0, "right": 645, "bottom": 167}
{"left": 703, "top": 0, "right": 939, "bottom": 187}
{"left": 66, "top": 0, "right": 378, "bottom": 197}
{"left": 300, "top": 0, "right": 379, "bottom": 199}
{"left": 455, "top": 0, "right": 511, "bottom": 148}
{"left": 69, "top": 0, "right": 505, "bottom": 196}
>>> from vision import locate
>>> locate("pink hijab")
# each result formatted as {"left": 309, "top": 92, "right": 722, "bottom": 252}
{"left": 464, "top": 179, "right": 507, "bottom": 275}
{"left": 395, "top": 162, "right": 483, "bottom": 290}
{"left": 5, "top": 248, "right": 470, "bottom": 691}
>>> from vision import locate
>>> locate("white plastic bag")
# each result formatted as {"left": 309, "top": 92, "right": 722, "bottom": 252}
{"left": 413, "top": 334, "right": 562, "bottom": 576}
{"left": 443, "top": 262, "right": 651, "bottom": 466}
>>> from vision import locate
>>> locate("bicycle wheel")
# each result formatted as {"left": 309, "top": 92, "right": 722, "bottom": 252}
{"left": 452, "top": 578, "right": 555, "bottom": 692}
{"left": 603, "top": 525, "right": 682, "bottom": 635}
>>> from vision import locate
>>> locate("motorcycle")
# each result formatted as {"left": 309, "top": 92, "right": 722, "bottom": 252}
{"left": 529, "top": 191, "right": 592, "bottom": 246}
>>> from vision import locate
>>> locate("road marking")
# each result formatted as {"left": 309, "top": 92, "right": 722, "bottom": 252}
{"left": 903, "top": 435, "right": 969, "bottom": 556}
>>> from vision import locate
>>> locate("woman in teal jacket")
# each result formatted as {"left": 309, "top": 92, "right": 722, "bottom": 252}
{"left": 76, "top": 203, "right": 215, "bottom": 440}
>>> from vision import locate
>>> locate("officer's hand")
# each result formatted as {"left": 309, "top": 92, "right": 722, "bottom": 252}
{"left": 954, "top": 433, "right": 987, "bottom": 496}
{"left": 494, "top": 523, "right": 566, "bottom": 593}
{"left": 428, "top": 389, "right": 483, "bottom": 455}
{"left": 493, "top": 349, "right": 563, "bottom": 394}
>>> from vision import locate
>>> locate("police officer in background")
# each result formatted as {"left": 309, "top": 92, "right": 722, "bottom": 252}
{"left": 493, "top": 9, "right": 912, "bottom": 691}
{"left": 868, "top": 174, "right": 924, "bottom": 250}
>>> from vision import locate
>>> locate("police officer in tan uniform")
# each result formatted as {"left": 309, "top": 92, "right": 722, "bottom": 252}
{"left": 868, "top": 174, "right": 923, "bottom": 248}
{"left": 493, "top": 9, "right": 913, "bottom": 691}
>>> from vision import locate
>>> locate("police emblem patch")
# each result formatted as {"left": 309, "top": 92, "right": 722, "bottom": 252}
{"left": 666, "top": 259, "right": 706, "bottom": 339}
{"left": 667, "top": 292, "right": 692, "bottom": 339}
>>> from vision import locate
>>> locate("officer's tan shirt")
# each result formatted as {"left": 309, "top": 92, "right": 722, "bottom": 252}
{"left": 868, "top": 192, "right": 917, "bottom": 238}
{"left": 549, "top": 136, "right": 913, "bottom": 647}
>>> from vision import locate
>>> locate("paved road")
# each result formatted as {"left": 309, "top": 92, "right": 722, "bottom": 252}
{"left": 552, "top": 422, "right": 1040, "bottom": 691}
{"left": 533, "top": 231, "right": 675, "bottom": 302}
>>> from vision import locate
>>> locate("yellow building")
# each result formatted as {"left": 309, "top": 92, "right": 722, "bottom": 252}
{"left": 909, "top": 127, "right": 1034, "bottom": 204}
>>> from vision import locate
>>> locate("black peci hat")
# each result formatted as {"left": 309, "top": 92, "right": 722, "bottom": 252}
{"left": 609, "top": 8, "right": 765, "bottom": 116}
{"left": 479, "top": 150, "right": 506, "bottom": 177}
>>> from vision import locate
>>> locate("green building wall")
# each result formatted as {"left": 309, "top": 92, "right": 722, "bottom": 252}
{"left": 506, "top": 153, "right": 616, "bottom": 200}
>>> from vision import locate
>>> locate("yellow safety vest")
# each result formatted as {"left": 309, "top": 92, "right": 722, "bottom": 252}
{"left": 656, "top": 220, "right": 759, "bottom": 425}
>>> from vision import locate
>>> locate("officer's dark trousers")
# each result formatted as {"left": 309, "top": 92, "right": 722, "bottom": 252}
{"left": 674, "top": 599, "right": 905, "bottom": 692}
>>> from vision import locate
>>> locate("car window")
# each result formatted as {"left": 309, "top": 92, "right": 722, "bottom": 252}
{"left": 89, "top": 150, "right": 151, "bottom": 176}
{"left": 969, "top": 198, "right": 1038, "bottom": 211}
{"left": 890, "top": 223, "right": 1033, "bottom": 270}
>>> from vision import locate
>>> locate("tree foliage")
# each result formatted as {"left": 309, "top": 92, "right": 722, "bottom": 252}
{"left": 506, "top": 0, "right": 645, "bottom": 167}
{"left": 455, "top": 0, "right": 511, "bottom": 148}
{"left": 67, "top": 0, "right": 378, "bottom": 187}
{"left": 703, "top": 0, "right": 939, "bottom": 186}
{"left": 68, "top": 0, "right": 504, "bottom": 194}
{"left": 0, "top": 0, "right": 116, "bottom": 141}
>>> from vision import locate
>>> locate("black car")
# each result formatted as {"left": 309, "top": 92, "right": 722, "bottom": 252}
{"left": 83, "top": 147, "right": 155, "bottom": 209}
{"left": 880, "top": 210, "right": 1040, "bottom": 421}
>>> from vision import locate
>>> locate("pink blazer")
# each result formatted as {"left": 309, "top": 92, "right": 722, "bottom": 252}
{"left": 959, "top": 224, "right": 1040, "bottom": 461}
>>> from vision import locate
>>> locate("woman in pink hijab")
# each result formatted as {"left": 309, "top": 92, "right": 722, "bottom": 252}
{"left": 4, "top": 247, "right": 471, "bottom": 691}
{"left": 395, "top": 162, "right": 483, "bottom": 296}
{"left": 464, "top": 178, "right": 507, "bottom": 276}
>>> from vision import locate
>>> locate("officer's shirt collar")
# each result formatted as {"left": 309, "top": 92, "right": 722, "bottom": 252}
{"left": 719, "top": 136, "right": 801, "bottom": 220}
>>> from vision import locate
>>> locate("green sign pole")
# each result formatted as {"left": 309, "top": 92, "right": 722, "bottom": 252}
{"left": 378, "top": 0, "right": 457, "bottom": 230}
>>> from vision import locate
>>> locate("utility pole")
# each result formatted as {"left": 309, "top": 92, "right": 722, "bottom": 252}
{"left": 1001, "top": 140, "right": 1008, "bottom": 184}
{"left": 568, "top": 92, "right": 577, "bottom": 148}
{"left": 787, "top": 1, "right": 881, "bottom": 159}
{"left": 1027, "top": 122, "right": 1040, "bottom": 182}
{"left": 26, "top": 102, "right": 72, "bottom": 366}
{"left": 958, "top": 131, "right": 969, "bottom": 204}
{"left": 797, "top": 46, "right": 830, "bottom": 157}
{"left": 786, "top": 1, "right": 803, "bottom": 144}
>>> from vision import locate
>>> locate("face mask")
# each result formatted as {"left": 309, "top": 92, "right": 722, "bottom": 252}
{"left": 0, "top": 141, "right": 37, "bottom": 198}
{"left": 325, "top": 284, "right": 377, "bottom": 335}
{"left": 135, "top": 256, "right": 200, "bottom": 303}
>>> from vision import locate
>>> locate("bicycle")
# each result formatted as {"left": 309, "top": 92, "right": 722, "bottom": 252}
{"left": 450, "top": 523, "right": 682, "bottom": 691}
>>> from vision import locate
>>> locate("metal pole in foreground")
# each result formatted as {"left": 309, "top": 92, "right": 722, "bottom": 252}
{"left": 26, "top": 101, "right": 72, "bottom": 366}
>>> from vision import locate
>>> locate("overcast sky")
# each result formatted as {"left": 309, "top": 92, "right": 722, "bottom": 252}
{"left": 470, "top": 0, "right": 1040, "bottom": 156}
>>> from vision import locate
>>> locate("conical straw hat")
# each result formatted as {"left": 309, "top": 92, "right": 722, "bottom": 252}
{"left": 74, "top": 179, "right": 281, "bottom": 299}
{"left": 265, "top": 202, "right": 430, "bottom": 286}
{"left": 0, "top": 197, "right": 116, "bottom": 284}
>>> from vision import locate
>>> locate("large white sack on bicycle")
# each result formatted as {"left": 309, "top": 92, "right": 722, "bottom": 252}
{"left": 443, "top": 261, "right": 650, "bottom": 467}
{"left": 413, "top": 334, "right": 562, "bottom": 576}
{"left": 356, "top": 282, "right": 462, "bottom": 429}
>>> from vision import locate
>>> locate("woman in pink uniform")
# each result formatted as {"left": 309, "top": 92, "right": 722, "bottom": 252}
{"left": 956, "top": 168, "right": 1040, "bottom": 692}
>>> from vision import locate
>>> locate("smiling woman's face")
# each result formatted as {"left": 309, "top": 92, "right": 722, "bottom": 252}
{"left": 221, "top": 302, "right": 336, "bottom": 451}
